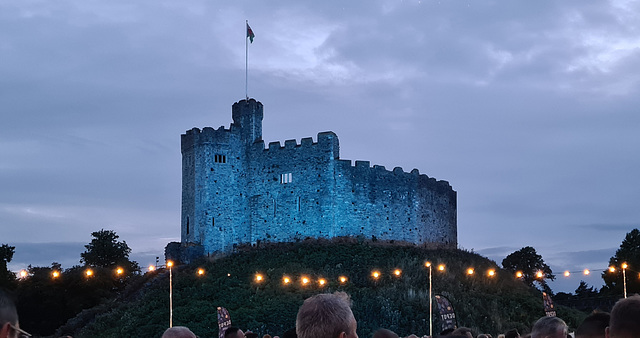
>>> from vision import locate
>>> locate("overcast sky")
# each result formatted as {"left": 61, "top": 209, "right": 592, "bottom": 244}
{"left": 1, "top": 0, "right": 639, "bottom": 293}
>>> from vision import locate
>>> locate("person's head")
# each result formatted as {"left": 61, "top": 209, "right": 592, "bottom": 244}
{"left": 576, "top": 311, "right": 609, "bottom": 338}
{"left": 372, "top": 328, "right": 398, "bottom": 338}
{"left": 0, "top": 289, "right": 29, "bottom": 338}
{"left": 451, "top": 327, "right": 474, "bottom": 338}
{"left": 295, "top": 292, "right": 357, "bottom": 338}
{"left": 161, "top": 326, "right": 196, "bottom": 338}
{"left": 606, "top": 295, "right": 640, "bottom": 338}
{"left": 531, "top": 316, "right": 568, "bottom": 338}
{"left": 477, "top": 335, "right": 489, "bottom": 338}
{"left": 225, "top": 327, "right": 245, "bottom": 338}
{"left": 504, "top": 329, "right": 520, "bottom": 338}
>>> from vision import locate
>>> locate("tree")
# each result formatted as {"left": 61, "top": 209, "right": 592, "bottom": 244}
{"left": 80, "top": 229, "right": 139, "bottom": 273}
{"left": 574, "top": 281, "right": 598, "bottom": 299}
{"left": 0, "top": 244, "right": 16, "bottom": 288}
{"left": 602, "top": 228, "right": 640, "bottom": 296}
{"left": 502, "top": 246, "right": 554, "bottom": 291}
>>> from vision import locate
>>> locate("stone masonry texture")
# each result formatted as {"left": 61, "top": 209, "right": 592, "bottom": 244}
{"left": 181, "top": 99, "right": 457, "bottom": 255}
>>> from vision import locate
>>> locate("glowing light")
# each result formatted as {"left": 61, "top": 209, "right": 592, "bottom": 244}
{"left": 166, "top": 261, "right": 174, "bottom": 268}
{"left": 116, "top": 267, "right": 124, "bottom": 275}
{"left": 255, "top": 274, "right": 264, "bottom": 282}
{"left": 283, "top": 276, "right": 291, "bottom": 284}
{"left": 339, "top": 276, "right": 348, "bottom": 284}
{"left": 372, "top": 270, "right": 381, "bottom": 279}
{"left": 52, "top": 271, "right": 60, "bottom": 278}
{"left": 536, "top": 271, "right": 543, "bottom": 278}
{"left": 19, "top": 270, "right": 27, "bottom": 278}
{"left": 227, "top": 273, "right": 231, "bottom": 277}
{"left": 516, "top": 271, "right": 523, "bottom": 278}
{"left": 301, "top": 276, "right": 310, "bottom": 285}
{"left": 564, "top": 271, "right": 570, "bottom": 277}
{"left": 467, "top": 268, "right": 474, "bottom": 275}
{"left": 622, "top": 262, "right": 628, "bottom": 269}
{"left": 197, "top": 268, "right": 205, "bottom": 276}
{"left": 393, "top": 269, "right": 402, "bottom": 277}
{"left": 438, "top": 264, "right": 445, "bottom": 272}
{"left": 425, "top": 261, "right": 431, "bottom": 267}
{"left": 85, "top": 269, "right": 93, "bottom": 277}
{"left": 488, "top": 269, "right": 495, "bottom": 277}
{"left": 148, "top": 265, "right": 156, "bottom": 272}
{"left": 318, "top": 278, "right": 327, "bottom": 286}
{"left": 583, "top": 269, "right": 590, "bottom": 275}
{"left": 609, "top": 266, "right": 616, "bottom": 273}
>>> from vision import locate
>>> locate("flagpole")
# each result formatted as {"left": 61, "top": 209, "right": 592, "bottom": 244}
{"left": 245, "top": 20, "right": 249, "bottom": 101}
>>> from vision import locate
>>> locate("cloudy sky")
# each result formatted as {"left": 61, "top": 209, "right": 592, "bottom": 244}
{"left": 1, "top": 0, "right": 639, "bottom": 293}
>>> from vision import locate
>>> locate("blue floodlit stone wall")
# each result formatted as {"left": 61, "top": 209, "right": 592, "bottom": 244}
{"left": 181, "top": 99, "right": 457, "bottom": 255}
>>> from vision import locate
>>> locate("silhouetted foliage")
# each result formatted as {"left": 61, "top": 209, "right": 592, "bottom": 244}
{"left": 602, "top": 228, "right": 640, "bottom": 296}
{"left": 574, "top": 281, "right": 598, "bottom": 299}
{"left": 14, "top": 231, "right": 143, "bottom": 336}
{"left": 502, "top": 246, "right": 554, "bottom": 292}
{"left": 0, "top": 244, "right": 16, "bottom": 289}
{"left": 80, "top": 229, "right": 140, "bottom": 273}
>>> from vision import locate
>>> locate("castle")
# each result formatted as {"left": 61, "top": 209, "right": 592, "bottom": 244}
{"left": 181, "top": 99, "right": 457, "bottom": 255}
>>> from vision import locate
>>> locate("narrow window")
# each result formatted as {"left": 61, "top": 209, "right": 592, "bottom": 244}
{"left": 212, "top": 218, "right": 215, "bottom": 227}
{"left": 280, "top": 173, "right": 292, "bottom": 184}
{"left": 186, "top": 217, "right": 190, "bottom": 235}
{"left": 214, "top": 154, "right": 227, "bottom": 163}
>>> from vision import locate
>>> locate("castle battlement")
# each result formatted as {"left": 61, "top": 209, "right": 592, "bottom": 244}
{"left": 181, "top": 98, "right": 457, "bottom": 255}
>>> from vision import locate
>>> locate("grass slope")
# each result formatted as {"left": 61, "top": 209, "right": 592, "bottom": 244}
{"left": 75, "top": 240, "right": 585, "bottom": 337}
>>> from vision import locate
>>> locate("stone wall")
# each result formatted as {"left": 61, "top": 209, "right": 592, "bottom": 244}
{"left": 181, "top": 99, "right": 457, "bottom": 255}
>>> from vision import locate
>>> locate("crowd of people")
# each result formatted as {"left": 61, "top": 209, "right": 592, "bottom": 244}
{"left": 1, "top": 288, "right": 639, "bottom": 338}
{"left": 161, "top": 293, "right": 640, "bottom": 338}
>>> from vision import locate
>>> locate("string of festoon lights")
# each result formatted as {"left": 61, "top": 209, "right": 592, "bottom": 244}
{"left": 15, "top": 260, "right": 635, "bottom": 332}
{"left": 15, "top": 261, "right": 637, "bottom": 286}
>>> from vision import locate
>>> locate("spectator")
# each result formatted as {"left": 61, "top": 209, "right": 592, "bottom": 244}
{"left": 504, "top": 329, "right": 520, "bottom": 338}
{"left": 296, "top": 292, "right": 358, "bottom": 338}
{"left": 0, "top": 289, "right": 30, "bottom": 338}
{"left": 372, "top": 329, "right": 398, "bottom": 338}
{"left": 451, "top": 327, "right": 474, "bottom": 338}
{"left": 226, "top": 327, "right": 246, "bottom": 338}
{"left": 162, "top": 326, "right": 196, "bottom": 338}
{"left": 531, "top": 316, "right": 568, "bottom": 338}
{"left": 576, "top": 311, "right": 609, "bottom": 338}
{"left": 606, "top": 295, "right": 640, "bottom": 338}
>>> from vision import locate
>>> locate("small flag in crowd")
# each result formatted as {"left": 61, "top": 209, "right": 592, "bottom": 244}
{"left": 542, "top": 292, "right": 557, "bottom": 317}
{"left": 217, "top": 307, "right": 232, "bottom": 338}
{"left": 435, "top": 295, "right": 458, "bottom": 332}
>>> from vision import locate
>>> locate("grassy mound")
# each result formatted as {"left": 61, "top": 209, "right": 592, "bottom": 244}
{"left": 74, "top": 240, "right": 585, "bottom": 337}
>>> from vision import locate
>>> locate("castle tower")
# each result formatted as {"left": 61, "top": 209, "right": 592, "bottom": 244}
{"left": 232, "top": 98, "right": 263, "bottom": 144}
{"left": 180, "top": 98, "right": 457, "bottom": 258}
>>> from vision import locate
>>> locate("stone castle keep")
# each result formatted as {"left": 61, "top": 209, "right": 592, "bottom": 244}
{"left": 181, "top": 99, "right": 457, "bottom": 254}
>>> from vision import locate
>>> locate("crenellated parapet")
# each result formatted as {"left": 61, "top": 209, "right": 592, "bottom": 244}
{"left": 180, "top": 98, "right": 457, "bottom": 255}
{"left": 249, "top": 132, "right": 340, "bottom": 160}
{"left": 181, "top": 126, "right": 237, "bottom": 153}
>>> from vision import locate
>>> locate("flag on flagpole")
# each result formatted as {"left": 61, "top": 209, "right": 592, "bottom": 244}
{"left": 246, "top": 23, "right": 255, "bottom": 43}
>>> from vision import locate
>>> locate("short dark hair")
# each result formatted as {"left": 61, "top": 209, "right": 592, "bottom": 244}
{"left": 0, "top": 289, "right": 18, "bottom": 327}
{"left": 609, "top": 295, "right": 640, "bottom": 338}
{"left": 576, "top": 311, "right": 609, "bottom": 338}
{"left": 225, "top": 327, "right": 241, "bottom": 338}
{"left": 372, "top": 328, "right": 399, "bottom": 338}
{"left": 504, "top": 328, "right": 520, "bottom": 338}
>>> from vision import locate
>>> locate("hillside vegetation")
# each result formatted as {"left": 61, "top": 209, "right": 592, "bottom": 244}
{"left": 72, "top": 240, "right": 585, "bottom": 337}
